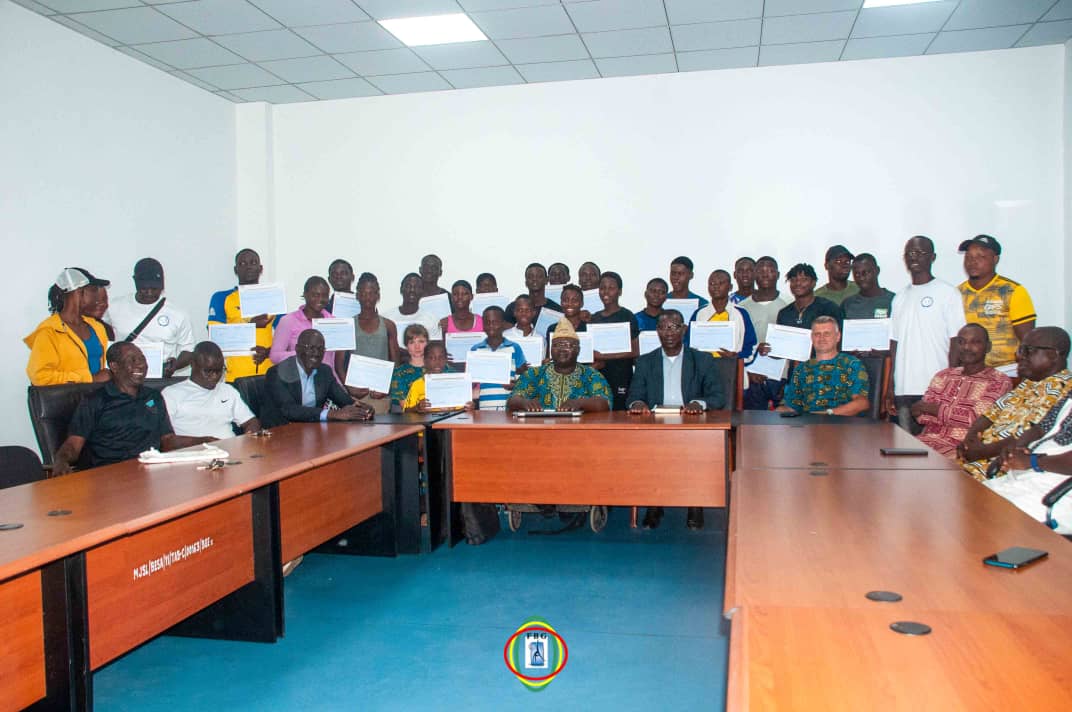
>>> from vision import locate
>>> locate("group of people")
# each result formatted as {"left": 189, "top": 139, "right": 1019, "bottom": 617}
{"left": 24, "top": 234, "right": 1072, "bottom": 536}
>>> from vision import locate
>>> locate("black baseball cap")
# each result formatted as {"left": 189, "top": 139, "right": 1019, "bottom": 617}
{"left": 825, "top": 245, "right": 854, "bottom": 262}
{"left": 958, "top": 234, "right": 1001, "bottom": 255}
{"left": 133, "top": 257, "right": 164, "bottom": 288}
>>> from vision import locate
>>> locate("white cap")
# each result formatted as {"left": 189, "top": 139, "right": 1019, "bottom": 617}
{"left": 55, "top": 268, "right": 90, "bottom": 293}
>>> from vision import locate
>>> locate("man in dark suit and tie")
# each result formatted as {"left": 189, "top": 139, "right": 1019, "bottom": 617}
{"left": 626, "top": 310, "right": 725, "bottom": 530}
{"left": 262, "top": 329, "right": 374, "bottom": 428}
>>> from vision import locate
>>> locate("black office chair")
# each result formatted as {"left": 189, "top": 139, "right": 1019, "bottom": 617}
{"left": 711, "top": 358, "right": 740, "bottom": 412}
{"left": 0, "top": 446, "right": 47, "bottom": 488}
{"left": 232, "top": 375, "right": 268, "bottom": 419}
{"left": 857, "top": 355, "right": 890, "bottom": 421}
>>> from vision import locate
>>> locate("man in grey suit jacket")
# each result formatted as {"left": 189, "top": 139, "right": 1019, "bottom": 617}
{"left": 262, "top": 329, "right": 374, "bottom": 428}
{"left": 626, "top": 310, "right": 725, "bottom": 530}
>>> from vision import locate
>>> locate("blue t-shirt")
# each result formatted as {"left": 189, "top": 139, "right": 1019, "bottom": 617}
{"left": 83, "top": 327, "right": 103, "bottom": 375}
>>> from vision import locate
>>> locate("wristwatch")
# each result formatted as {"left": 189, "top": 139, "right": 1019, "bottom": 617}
{"left": 825, "top": 408, "right": 834, "bottom": 415}
{"left": 1030, "top": 453, "right": 1045, "bottom": 473}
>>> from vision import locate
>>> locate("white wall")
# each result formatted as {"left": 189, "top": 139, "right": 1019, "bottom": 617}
{"left": 246, "top": 45, "right": 1063, "bottom": 328}
{"left": 1065, "top": 39, "right": 1072, "bottom": 331}
{"left": 0, "top": 1, "right": 236, "bottom": 453}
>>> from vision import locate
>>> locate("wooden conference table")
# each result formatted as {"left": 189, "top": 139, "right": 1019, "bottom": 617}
{"left": 727, "top": 421, "right": 1072, "bottom": 709}
{"left": 0, "top": 422, "right": 420, "bottom": 711}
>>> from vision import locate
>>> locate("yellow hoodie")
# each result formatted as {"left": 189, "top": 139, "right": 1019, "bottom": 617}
{"left": 24, "top": 313, "right": 109, "bottom": 386}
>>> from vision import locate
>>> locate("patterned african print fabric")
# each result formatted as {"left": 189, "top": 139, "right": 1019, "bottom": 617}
{"left": 390, "top": 363, "right": 423, "bottom": 407}
{"left": 781, "top": 353, "right": 869, "bottom": 413}
{"left": 916, "top": 367, "right": 1011, "bottom": 458}
{"left": 512, "top": 363, "right": 611, "bottom": 410}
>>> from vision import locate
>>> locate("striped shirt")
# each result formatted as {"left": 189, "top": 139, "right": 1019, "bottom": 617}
{"left": 469, "top": 338, "right": 526, "bottom": 411}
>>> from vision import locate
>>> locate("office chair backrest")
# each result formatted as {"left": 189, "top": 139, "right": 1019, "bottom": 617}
{"left": 0, "top": 446, "right": 46, "bottom": 488}
{"left": 711, "top": 358, "right": 741, "bottom": 411}
{"left": 857, "top": 355, "right": 890, "bottom": 421}
{"left": 232, "top": 375, "right": 268, "bottom": 420}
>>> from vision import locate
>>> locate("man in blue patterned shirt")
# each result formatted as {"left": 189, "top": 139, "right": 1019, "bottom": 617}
{"left": 508, "top": 318, "right": 611, "bottom": 412}
{"left": 777, "top": 316, "right": 870, "bottom": 416}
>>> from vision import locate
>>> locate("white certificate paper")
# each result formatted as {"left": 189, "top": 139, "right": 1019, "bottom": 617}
{"left": 534, "top": 307, "right": 564, "bottom": 338}
{"left": 445, "top": 333, "right": 484, "bottom": 362}
{"left": 663, "top": 298, "right": 699, "bottom": 321}
{"left": 841, "top": 318, "right": 891, "bottom": 352}
{"left": 471, "top": 292, "right": 509, "bottom": 315}
{"left": 765, "top": 324, "right": 813, "bottom": 362}
{"left": 418, "top": 293, "right": 451, "bottom": 321}
{"left": 344, "top": 354, "right": 394, "bottom": 394}
{"left": 582, "top": 288, "right": 603, "bottom": 314}
{"left": 330, "top": 292, "right": 360, "bottom": 319}
{"left": 587, "top": 322, "right": 631, "bottom": 354}
{"left": 544, "top": 284, "right": 564, "bottom": 304}
{"left": 313, "top": 317, "right": 356, "bottom": 352}
{"left": 639, "top": 330, "right": 661, "bottom": 355}
{"left": 577, "top": 332, "right": 594, "bottom": 363}
{"left": 746, "top": 355, "right": 788, "bottom": 380}
{"left": 139, "top": 343, "right": 164, "bottom": 379}
{"left": 690, "top": 321, "right": 736, "bottom": 352}
{"left": 466, "top": 350, "right": 512, "bottom": 384}
{"left": 238, "top": 283, "right": 287, "bottom": 317}
{"left": 514, "top": 335, "right": 545, "bottom": 366}
{"left": 209, "top": 323, "right": 256, "bottom": 356}
{"left": 425, "top": 373, "right": 472, "bottom": 409}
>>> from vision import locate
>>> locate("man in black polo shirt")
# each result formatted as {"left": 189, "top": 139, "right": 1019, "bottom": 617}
{"left": 52, "top": 342, "right": 179, "bottom": 474}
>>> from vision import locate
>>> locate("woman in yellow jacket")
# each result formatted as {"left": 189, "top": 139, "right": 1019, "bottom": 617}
{"left": 25, "top": 268, "right": 112, "bottom": 386}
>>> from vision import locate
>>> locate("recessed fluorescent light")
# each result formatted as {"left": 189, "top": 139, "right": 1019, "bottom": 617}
{"left": 862, "top": 0, "right": 943, "bottom": 7}
{"left": 378, "top": 14, "right": 487, "bottom": 47}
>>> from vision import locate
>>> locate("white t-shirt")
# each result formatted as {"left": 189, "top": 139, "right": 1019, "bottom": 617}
{"left": 162, "top": 379, "right": 256, "bottom": 440}
{"left": 381, "top": 306, "right": 442, "bottom": 346}
{"left": 105, "top": 293, "right": 196, "bottom": 365}
{"left": 890, "top": 278, "right": 965, "bottom": 396}
{"left": 738, "top": 293, "right": 787, "bottom": 344}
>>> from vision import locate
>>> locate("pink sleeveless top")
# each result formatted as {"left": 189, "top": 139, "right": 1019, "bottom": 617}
{"left": 446, "top": 314, "right": 483, "bottom": 333}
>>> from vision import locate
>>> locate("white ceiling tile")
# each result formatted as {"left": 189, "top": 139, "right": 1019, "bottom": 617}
{"left": 295, "top": 21, "right": 401, "bottom": 52}
{"left": 945, "top": 0, "right": 1053, "bottom": 31}
{"left": 413, "top": 40, "right": 507, "bottom": 69}
{"left": 470, "top": 5, "right": 574, "bottom": 40}
{"left": 1044, "top": 0, "right": 1072, "bottom": 22}
{"left": 115, "top": 45, "right": 177, "bottom": 71}
{"left": 157, "top": 0, "right": 282, "bottom": 36}
{"left": 764, "top": 0, "right": 860, "bottom": 16}
{"left": 1016, "top": 20, "right": 1072, "bottom": 47}
{"left": 214, "top": 30, "right": 322, "bottom": 61}
{"left": 259, "top": 55, "right": 355, "bottom": 81}
{"left": 366, "top": 71, "right": 453, "bottom": 93}
{"left": 187, "top": 61, "right": 286, "bottom": 88}
{"left": 566, "top": 0, "right": 668, "bottom": 33}
{"left": 842, "top": 32, "right": 934, "bottom": 60}
{"left": 70, "top": 7, "right": 198, "bottom": 44}
{"left": 247, "top": 0, "right": 370, "bottom": 26}
{"left": 459, "top": 0, "right": 559, "bottom": 9}
{"left": 496, "top": 34, "right": 591, "bottom": 63}
{"left": 232, "top": 84, "right": 317, "bottom": 102}
{"left": 927, "top": 25, "right": 1030, "bottom": 53}
{"left": 515, "top": 58, "right": 599, "bottom": 82}
{"left": 335, "top": 48, "right": 429, "bottom": 75}
{"left": 11, "top": 0, "right": 57, "bottom": 15}
{"left": 851, "top": 2, "right": 956, "bottom": 39}
{"left": 49, "top": 14, "right": 124, "bottom": 45}
{"left": 665, "top": 0, "right": 762, "bottom": 25}
{"left": 354, "top": 0, "right": 464, "bottom": 20}
{"left": 676, "top": 45, "right": 758, "bottom": 71}
{"left": 595, "top": 52, "right": 677, "bottom": 77}
{"left": 170, "top": 69, "right": 222, "bottom": 92}
{"left": 214, "top": 90, "right": 245, "bottom": 101}
{"left": 38, "top": 0, "right": 137, "bottom": 11}
{"left": 671, "top": 18, "right": 761, "bottom": 51}
{"left": 441, "top": 65, "right": 524, "bottom": 88}
{"left": 759, "top": 39, "right": 844, "bottom": 66}
{"left": 582, "top": 27, "right": 672, "bottom": 58}
{"left": 298, "top": 77, "right": 383, "bottom": 99}
{"left": 132, "top": 38, "right": 246, "bottom": 69}
{"left": 762, "top": 10, "right": 857, "bottom": 44}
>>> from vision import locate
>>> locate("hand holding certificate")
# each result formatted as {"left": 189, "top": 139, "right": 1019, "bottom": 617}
{"left": 418, "top": 293, "right": 451, "bottom": 321}
{"left": 765, "top": 324, "right": 812, "bottom": 362}
{"left": 587, "top": 322, "right": 631, "bottom": 354}
{"left": 841, "top": 318, "right": 891, "bottom": 352}
{"left": 209, "top": 323, "right": 256, "bottom": 355}
{"left": 313, "top": 317, "right": 356, "bottom": 352}
{"left": 238, "top": 283, "right": 287, "bottom": 318}
{"left": 690, "top": 321, "right": 736, "bottom": 353}
{"left": 466, "top": 351, "right": 512, "bottom": 384}
{"left": 425, "top": 373, "right": 473, "bottom": 410}
{"left": 345, "top": 354, "right": 394, "bottom": 394}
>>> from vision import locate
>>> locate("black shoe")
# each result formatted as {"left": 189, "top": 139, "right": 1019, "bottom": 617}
{"left": 642, "top": 507, "right": 664, "bottom": 529}
{"left": 686, "top": 507, "right": 704, "bottom": 530}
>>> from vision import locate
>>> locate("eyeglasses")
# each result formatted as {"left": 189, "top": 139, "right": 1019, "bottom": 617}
{"left": 904, "top": 250, "right": 932, "bottom": 258}
{"left": 657, "top": 323, "right": 686, "bottom": 332}
{"left": 1018, "top": 345, "right": 1058, "bottom": 357}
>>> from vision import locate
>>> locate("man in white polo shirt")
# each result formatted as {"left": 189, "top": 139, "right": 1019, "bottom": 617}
{"left": 162, "top": 342, "right": 260, "bottom": 441}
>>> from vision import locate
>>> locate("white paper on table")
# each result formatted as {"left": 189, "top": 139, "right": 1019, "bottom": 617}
{"left": 471, "top": 292, "right": 509, "bottom": 315}
{"left": 466, "top": 350, "right": 512, "bottom": 384}
{"left": 841, "top": 318, "right": 891, "bottom": 352}
{"left": 139, "top": 343, "right": 164, "bottom": 379}
{"left": 425, "top": 372, "right": 472, "bottom": 409}
{"left": 344, "top": 354, "right": 394, "bottom": 394}
{"left": 312, "top": 317, "right": 356, "bottom": 352}
{"left": 746, "top": 355, "right": 788, "bottom": 380}
{"left": 577, "top": 332, "right": 594, "bottom": 363}
{"left": 544, "top": 284, "right": 564, "bottom": 304}
{"left": 690, "top": 321, "right": 736, "bottom": 353}
{"left": 639, "top": 331, "right": 661, "bottom": 355}
{"left": 534, "top": 307, "right": 564, "bottom": 338}
{"left": 663, "top": 298, "right": 699, "bottom": 321}
{"left": 445, "top": 333, "right": 484, "bottom": 362}
{"left": 513, "top": 335, "right": 545, "bottom": 365}
{"left": 587, "top": 322, "right": 631, "bottom": 354}
{"left": 208, "top": 323, "right": 256, "bottom": 356}
{"left": 330, "top": 292, "right": 360, "bottom": 319}
{"left": 582, "top": 288, "right": 603, "bottom": 314}
{"left": 765, "top": 324, "right": 813, "bottom": 362}
{"left": 238, "top": 283, "right": 287, "bottom": 317}
{"left": 418, "top": 293, "right": 451, "bottom": 321}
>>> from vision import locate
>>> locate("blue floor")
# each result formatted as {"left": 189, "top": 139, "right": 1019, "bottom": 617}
{"left": 94, "top": 507, "right": 729, "bottom": 711}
